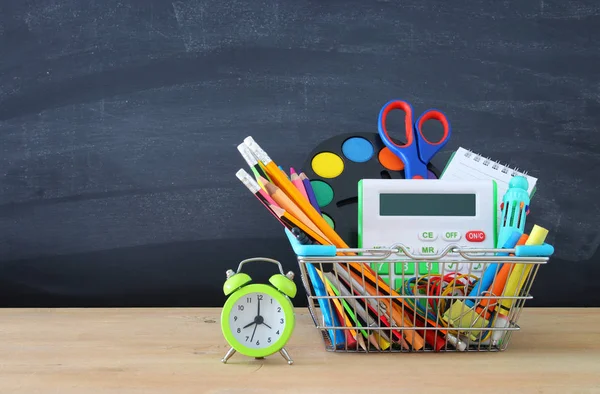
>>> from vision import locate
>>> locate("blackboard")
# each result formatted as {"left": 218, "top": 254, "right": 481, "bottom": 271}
{"left": 1, "top": 0, "right": 599, "bottom": 307}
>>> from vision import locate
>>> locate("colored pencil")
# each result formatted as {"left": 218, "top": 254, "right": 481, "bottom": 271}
{"left": 290, "top": 168, "right": 309, "bottom": 201}
{"left": 236, "top": 169, "right": 288, "bottom": 229}
{"left": 263, "top": 180, "right": 330, "bottom": 242}
{"left": 270, "top": 205, "right": 332, "bottom": 246}
{"left": 244, "top": 136, "right": 338, "bottom": 242}
{"left": 299, "top": 172, "right": 321, "bottom": 214}
{"left": 255, "top": 174, "right": 270, "bottom": 192}
{"left": 237, "top": 169, "right": 278, "bottom": 207}
{"left": 344, "top": 265, "right": 426, "bottom": 350}
{"left": 318, "top": 270, "right": 361, "bottom": 349}
{"left": 243, "top": 137, "right": 425, "bottom": 335}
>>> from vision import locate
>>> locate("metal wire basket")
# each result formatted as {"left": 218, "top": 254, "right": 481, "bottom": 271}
{"left": 285, "top": 230, "right": 553, "bottom": 353}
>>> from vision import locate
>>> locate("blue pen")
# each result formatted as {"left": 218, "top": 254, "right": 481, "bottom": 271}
{"left": 465, "top": 230, "right": 522, "bottom": 308}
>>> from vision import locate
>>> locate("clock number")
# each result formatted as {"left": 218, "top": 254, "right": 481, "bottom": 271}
{"left": 256, "top": 340, "right": 260, "bottom": 346}
{"left": 276, "top": 330, "right": 280, "bottom": 335}
{"left": 258, "top": 295, "right": 263, "bottom": 300}
{"left": 277, "top": 307, "right": 281, "bottom": 313}
{"left": 268, "top": 337, "right": 271, "bottom": 343}
{"left": 246, "top": 297, "right": 251, "bottom": 303}
{"left": 245, "top": 336, "right": 249, "bottom": 342}
{"left": 238, "top": 305, "right": 244, "bottom": 311}
{"left": 280, "top": 318, "right": 284, "bottom": 324}
{"left": 237, "top": 328, "right": 241, "bottom": 333}
{"left": 270, "top": 298, "right": 273, "bottom": 304}
{"left": 234, "top": 316, "right": 237, "bottom": 321}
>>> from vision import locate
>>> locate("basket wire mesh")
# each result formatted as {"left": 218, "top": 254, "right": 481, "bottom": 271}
{"left": 295, "top": 243, "right": 549, "bottom": 353}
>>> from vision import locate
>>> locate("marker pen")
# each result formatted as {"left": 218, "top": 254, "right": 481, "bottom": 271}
{"left": 491, "top": 224, "right": 548, "bottom": 345}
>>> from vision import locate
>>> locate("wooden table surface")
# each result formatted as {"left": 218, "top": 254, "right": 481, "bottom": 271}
{"left": 1, "top": 307, "right": 599, "bottom": 393}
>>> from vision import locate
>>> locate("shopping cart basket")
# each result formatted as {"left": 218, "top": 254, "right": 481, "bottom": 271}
{"left": 284, "top": 229, "right": 553, "bottom": 353}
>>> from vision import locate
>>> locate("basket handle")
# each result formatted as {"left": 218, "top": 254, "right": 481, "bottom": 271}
{"left": 514, "top": 243, "right": 554, "bottom": 257}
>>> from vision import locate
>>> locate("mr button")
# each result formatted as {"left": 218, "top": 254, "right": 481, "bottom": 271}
{"left": 466, "top": 230, "right": 486, "bottom": 242}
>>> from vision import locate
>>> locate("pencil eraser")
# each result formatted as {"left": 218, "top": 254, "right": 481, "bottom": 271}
{"left": 243, "top": 136, "right": 271, "bottom": 163}
{"left": 237, "top": 143, "right": 258, "bottom": 166}
{"left": 235, "top": 168, "right": 260, "bottom": 193}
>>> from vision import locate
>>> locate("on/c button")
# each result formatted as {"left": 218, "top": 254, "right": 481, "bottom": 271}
{"left": 418, "top": 231, "right": 437, "bottom": 241}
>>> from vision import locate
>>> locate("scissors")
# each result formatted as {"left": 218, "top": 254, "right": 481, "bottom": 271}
{"left": 377, "top": 99, "right": 451, "bottom": 179}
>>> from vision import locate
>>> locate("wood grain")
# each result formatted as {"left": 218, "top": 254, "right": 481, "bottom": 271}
{"left": 0, "top": 307, "right": 599, "bottom": 393}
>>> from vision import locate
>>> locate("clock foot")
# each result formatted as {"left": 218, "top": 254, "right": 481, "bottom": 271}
{"left": 279, "top": 348, "right": 293, "bottom": 365}
{"left": 221, "top": 347, "right": 236, "bottom": 363}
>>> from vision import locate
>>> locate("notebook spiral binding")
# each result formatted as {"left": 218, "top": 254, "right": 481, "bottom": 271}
{"left": 462, "top": 148, "right": 528, "bottom": 177}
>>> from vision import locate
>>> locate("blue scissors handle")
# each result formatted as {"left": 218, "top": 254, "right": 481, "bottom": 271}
{"left": 378, "top": 99, "right": 451, "bottom": 179}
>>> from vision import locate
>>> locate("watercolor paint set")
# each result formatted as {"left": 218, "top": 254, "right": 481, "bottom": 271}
{"left": 301, "top": 132, "right": 441, "bottom": 247}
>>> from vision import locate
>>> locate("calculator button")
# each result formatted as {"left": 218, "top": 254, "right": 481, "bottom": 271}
{"left": 418, "top": 231, "right": 437, "bottom": 241}
{"left": 442, "top": 231, "right": 461, "bottom": 242}
{"left": 466, "top": 230, "right": 486, "bottom": 242}
{"left": 372, "top": 262, "right": 389, "bottom": 275}
{"left": 395, "top": 262, "right": 415, "bottom": 275}
{"left": 418, "top": 245, "right": 438, "bottom": 255}
{"left": 443, "top": 262, "right": 462, "bottom": 272}
{"left": 394, "top": 278, "right": 405, "bottom": 291}
{"left": 378, "top": 275, "right": 392, "bottom": 287}
{"left": 397, "top": 245, "right": 413, "bottom": 255}
{"left": 419, "top": 262, "right": 439, "bottom": 274}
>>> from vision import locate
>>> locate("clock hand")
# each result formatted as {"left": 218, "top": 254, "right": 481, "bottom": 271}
{"left": 257, "top": 295, "right": 260, "bottom": 317}
{"left": 262, "top": 322, "right": 272, "bottom": 329}
{"left": 250, "top": 322, "right": 258, "bottom": 342}
{"left": 243, "top": 321, "right": 255, "bottom": 329}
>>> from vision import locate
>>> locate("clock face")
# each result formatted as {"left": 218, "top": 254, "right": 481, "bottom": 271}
{"left": 227, "top": 291, "right": 287, "bottom": 349}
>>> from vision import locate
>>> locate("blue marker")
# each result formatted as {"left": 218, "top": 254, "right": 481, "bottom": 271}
{"left": 497, "top": 176, "right": 530, "bottom": 249}
{"left": 465, "top": 230, "right": 522, "bottom": 308}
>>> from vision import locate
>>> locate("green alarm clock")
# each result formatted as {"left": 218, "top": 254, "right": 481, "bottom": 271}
{"left": 220, "top": 257, "right": 297, "bottom": 365}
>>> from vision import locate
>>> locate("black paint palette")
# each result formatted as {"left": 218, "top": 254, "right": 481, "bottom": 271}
{"left": 301, "top": 132, "right": 441, "bottom": 248}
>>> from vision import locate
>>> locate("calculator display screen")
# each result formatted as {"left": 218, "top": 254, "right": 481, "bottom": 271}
{"left": 379, "top": 193, "right": 476, "bottom": 216}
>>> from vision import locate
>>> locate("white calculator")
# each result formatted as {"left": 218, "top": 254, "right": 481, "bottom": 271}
{"left": 358, "top": 179, "right": 498, "bottom": 290}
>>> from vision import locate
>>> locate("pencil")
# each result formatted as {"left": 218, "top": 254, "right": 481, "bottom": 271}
{"left": 237, "top": 170, "right": 278, "bottom": 207}
{"left": 236, "top": 169, "right": 289, "bottom": 229}
{"left": 237, "top": 143, "right": 270, "bottom": 181}
{"left": 243, "top": 137, "right": 422, "bottom": 334}
{"left": 270, "top": 205, "right": 332, "bottom": 246}
{"left": 290, "top": 168, "right": 309, "bottom": 201}
{"left": 299, "top": 172, "right": 321, "bottom": 214}
{"left": 263, "top": 180, "right": 330, "bottom": 242}
{"left": 318, "top": 270, "right": 360, "bottom": 349}
{"left": 244, "top": 136, "right": 338, "bottom": 243}
{"left": 255, "top": 174, "right": 270, "bottom": 192}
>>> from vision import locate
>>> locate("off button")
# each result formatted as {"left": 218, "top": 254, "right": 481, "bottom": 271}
{"left": 418, "top": 231, "right": 437, "bottom": 241}
{"left": 442, "top": 231, "right": 461, "bottom": 241}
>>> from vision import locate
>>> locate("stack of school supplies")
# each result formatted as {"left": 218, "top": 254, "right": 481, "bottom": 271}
{"left": 235, "top": 135, "right": 554, "bottom": 353}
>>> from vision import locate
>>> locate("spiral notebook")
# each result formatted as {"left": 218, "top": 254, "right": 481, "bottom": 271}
{"left": 440, "top": 147, "right": 538, "bottom": 199}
